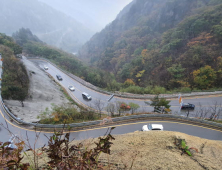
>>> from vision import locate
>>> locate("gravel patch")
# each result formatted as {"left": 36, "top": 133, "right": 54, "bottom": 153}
{"left": 4, "top": 58, "right": 70, "bottom": 123}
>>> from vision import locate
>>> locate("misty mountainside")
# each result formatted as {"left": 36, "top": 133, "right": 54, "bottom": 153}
{"left": 79, "top": 0, "right": 222, "bottom": 90}
{"left": 38, "top": 0, "right": 133, "bottom": 32}
{"left": 12, "top": 28, "right": 43, "bottom": 46}
{"left": 0, "top": 0, "right": 94, "bottom": 53}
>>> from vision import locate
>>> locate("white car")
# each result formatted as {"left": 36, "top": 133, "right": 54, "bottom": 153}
{"left": 68, "top": 85, "right": 75, "bottom": 91}
{"left": 142, "top": 124, "right": 163, "bottom": 131}
{"left": 44, "top": 65, "right": 48, "bottom": 70}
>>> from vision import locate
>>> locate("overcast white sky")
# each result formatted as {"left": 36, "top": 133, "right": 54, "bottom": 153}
{"left": 38, "top": 0, "right": 133, "bottom": 31}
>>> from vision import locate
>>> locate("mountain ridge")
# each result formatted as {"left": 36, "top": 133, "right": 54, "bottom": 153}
{"left": 79, "top": 0, "right": 222, "bottom": 90}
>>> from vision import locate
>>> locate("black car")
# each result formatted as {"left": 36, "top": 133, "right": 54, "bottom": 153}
{"left": 56, "top": 75, "right": 63, "bottom": 81}
{"left": 181, "top": 103, "right": 195, "bottom": 110}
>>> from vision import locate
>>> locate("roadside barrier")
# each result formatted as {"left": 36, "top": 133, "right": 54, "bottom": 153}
{"left": 1, "top": 56, "right": 222, "bottom": 131}
{"left": 2, "top": 97, "right": 222, "bottom": 131}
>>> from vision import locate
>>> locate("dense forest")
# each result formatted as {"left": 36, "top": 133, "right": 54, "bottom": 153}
{"left": 79, "top": 0, "right": 222, "bottom": 91}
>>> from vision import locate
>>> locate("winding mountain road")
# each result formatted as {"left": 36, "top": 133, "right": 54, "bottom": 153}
{"left": 36, "top": 58, "right": 222, "bottom": 119}
{"left": 0, "top": 57, "right": 222, "bottom": 149}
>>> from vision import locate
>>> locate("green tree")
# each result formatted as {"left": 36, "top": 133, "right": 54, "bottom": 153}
{"left": 192, "top": 65, "right": 216, "bottom": 89}
{"left": 8, "top": 86, "right": 28, "bottom": 107}
{"left": 145, "top": 95, "right": 171, "bottom": 114}
{"left": 129, "top": 102, "right": 140, "bottom": 114}
{"left": 167, "top": 64, "right": 185, "bottom": 79}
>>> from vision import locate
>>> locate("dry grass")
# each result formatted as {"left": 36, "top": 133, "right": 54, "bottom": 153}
{"left": 22, "top": 131, "right": 222, "bottom": 170}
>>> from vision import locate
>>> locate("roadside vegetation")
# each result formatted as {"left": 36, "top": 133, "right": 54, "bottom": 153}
{"left": 0, "top": 33, "right": 29, "bottom": 107}
{"left": 0, "top": 125, "right": 116, "bottom": 170}
{"left": 37, "top": 104, "right": 99, "bottom": 124}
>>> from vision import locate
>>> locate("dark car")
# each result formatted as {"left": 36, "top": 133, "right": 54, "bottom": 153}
{"left": 181, "top": 103, "right": 195, "bottom": 110}
{"left": 82, "top": 92, "right": 92, "bottom": 100}
{"left": 56, "top": 75, "right": 63, "bottom": 81}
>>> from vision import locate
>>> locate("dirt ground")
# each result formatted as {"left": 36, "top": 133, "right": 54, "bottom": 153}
{"left": 22, "top": 131, "right": 222, "bottom": 170}
{"left": 4, "top": 58, "right": 70, "bottom": 123}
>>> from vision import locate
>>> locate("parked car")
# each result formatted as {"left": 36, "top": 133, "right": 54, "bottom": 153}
{"left": 181, "top": 103, "right": 195, "bottom": 110}
{"left": 82, "top": 92, "right": 92, "bottom": 100}
{"left": 56, "top": 75, "right": 63, "bottom": 81}
{"left": 68, "top": 85, "right": 75, "bottom": 91}
{"left": 142, "top": 124, "right": 163, "bottom": 131}
{"left": 44, "top": 65, "right": 48, "bottom": 70}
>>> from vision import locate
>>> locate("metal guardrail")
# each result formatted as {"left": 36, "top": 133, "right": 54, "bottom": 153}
{"left": 0, "top": 56, "right": 222, "bottom": 130}
{"left": 2, "top": 97, "right": 222, "bottom": 130}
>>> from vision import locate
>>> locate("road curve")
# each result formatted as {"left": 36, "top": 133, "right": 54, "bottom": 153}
{"left": 0, "top": 58, "right": 222, "bottom": 148}
{"left": 33, "top": 58, "right": 222, "bottom": 119}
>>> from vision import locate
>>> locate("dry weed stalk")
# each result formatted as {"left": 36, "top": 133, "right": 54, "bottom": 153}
{"left": 100, "top": 116, "right": 113, "bottom": 126}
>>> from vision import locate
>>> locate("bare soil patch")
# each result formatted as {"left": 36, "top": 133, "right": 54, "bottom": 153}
{"left": 4, "top": 58, "right": 70, "bottom": 123}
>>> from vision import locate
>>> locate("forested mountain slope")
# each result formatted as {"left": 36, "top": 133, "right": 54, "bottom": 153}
{"left": 79, "top": 0, "right": 222, "bottom": 90}
{"left": 0, "top": 0, "right": 93, "bottom": 53}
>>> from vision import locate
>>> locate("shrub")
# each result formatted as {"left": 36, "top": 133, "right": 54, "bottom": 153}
{"left": 120, "top": 86, "right": 144, "bottom": 94}
{"left": 144, "top": 86, "right": 153, "bottom": 94}
{"left": 38, "top": 104, "right": 99, "bottom": 124}
{"left": 179, "top": 87, "right": 192, "bottom": 93}
{"left": 152, "top": 86, "right": 166, "bottom": 94}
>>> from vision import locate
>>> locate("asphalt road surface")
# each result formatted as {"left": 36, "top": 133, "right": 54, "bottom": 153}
{"left": 35, "top": 59, "right": 222, "bottom": 119}
{"left": 0, "top": 58, "right": 222, "bottom": 149}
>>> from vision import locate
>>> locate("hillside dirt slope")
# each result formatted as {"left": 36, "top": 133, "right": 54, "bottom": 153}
{"left": 23, "top": 131, "right": 222, "bottom": 170}
{"left": 88, "top": 131, "right": 222, "bottom": 170}
{"left": 4, "top": 58, "right": 69, "bottom": 123}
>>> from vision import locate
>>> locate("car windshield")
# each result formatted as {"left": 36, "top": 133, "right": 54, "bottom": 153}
{"left": 148, "top": 124, "right": 152, "bottom": 130}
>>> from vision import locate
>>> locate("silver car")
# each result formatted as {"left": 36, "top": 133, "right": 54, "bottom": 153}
{"left": 68, "top": 85, "right": 75, "bottom": 91}
{"left": 44, "top": 65, "right": 48, "bottom": 70}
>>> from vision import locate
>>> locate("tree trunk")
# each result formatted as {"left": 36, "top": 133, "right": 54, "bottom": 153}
{"left": 20, "top": 101, "right": 24, "bottom": 107}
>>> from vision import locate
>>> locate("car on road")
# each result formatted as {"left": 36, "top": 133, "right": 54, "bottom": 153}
{"left": 68, "top": 85, "right": 75, "bottom": 91}
{"left": 56, "top": 75, "right": 63, "bottom": 81}
{"left": 82, "top": 92, "right": 92, "bottom": 100}
{"left": 142, "top": 124, "right": 163, "bottom": 131}
{"left": 44, "top": 65, "right": 48, "bottom": 70}
{"left": 181, "top": 103, "right": 195, "bottom": 110}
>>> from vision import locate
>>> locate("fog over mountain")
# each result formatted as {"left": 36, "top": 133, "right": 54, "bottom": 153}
{"left": 0, "top": 0, "right": 96, "bottom": 52}
{"left": 38, "top": 0, "right": 133, "bottom": 32}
